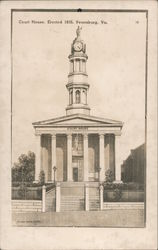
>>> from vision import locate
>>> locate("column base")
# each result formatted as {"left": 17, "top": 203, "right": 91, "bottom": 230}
{"left": 33, "top": 180, "right": 39, "bottom": 183}
{"left": 113, "top": 180, "right": 123, "bottom": 184}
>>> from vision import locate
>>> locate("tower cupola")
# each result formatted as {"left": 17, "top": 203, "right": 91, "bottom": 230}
{"left": 66, "top": 27, "right": 90, "bottom": 115}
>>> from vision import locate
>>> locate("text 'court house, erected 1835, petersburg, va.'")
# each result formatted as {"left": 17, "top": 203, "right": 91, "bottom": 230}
{"left": 32, "top": 27, "right": 123, "bottom": 188}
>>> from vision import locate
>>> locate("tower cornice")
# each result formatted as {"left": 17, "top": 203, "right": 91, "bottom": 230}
{"left": 68, "top": 72, "right": 88, "bottom": 77}
{"left": 68, "top": 54, "right": 88, "bottom": 60}
{"left": 66, "top": 83, "right": 90, "bottom": 89}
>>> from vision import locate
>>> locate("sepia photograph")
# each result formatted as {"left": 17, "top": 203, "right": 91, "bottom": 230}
{"left": 11, "top": 9, "right": 146, "bottom": 227}
{"left": 0, "top": 1, "right": 157, "bottom": 250}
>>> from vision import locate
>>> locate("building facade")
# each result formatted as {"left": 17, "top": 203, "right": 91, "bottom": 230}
{"left": 121, "top": 144, "right": 145, "bottom": 184}
{"left": 33, "top": 27, "right": 123, "bottom": 183}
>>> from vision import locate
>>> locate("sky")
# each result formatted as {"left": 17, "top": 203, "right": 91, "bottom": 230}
{"left": 12, "top": 11, "right": 146, "bottom": 166}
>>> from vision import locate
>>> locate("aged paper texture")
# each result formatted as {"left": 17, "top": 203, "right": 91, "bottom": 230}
{"left": 0, "top": 0, "right": 157, "bottom": 249}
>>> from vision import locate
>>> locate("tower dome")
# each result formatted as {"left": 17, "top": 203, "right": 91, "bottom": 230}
{"left": 66, "top": 27, "right": 90, "bottom": 115}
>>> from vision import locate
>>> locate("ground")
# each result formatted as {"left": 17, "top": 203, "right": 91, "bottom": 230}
{"left": 12, "top": 209, "right": 144, "bottom": 227}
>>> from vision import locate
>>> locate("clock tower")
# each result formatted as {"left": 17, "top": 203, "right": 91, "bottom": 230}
{"left": 66, "top": 27, "right": 90, "bottom": 115}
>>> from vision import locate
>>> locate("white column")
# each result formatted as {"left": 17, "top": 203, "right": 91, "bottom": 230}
{"left": 70, "top": 60, "right": 73, "bottom": 73}
{"left": 80, "top": 89, "right": 83, "bottom": 104}
{"left": 72, "top": 59, "right": 75, "bottom": 72}
{"left": 35, "top": 134, "right": 41, "bottom": 181}
{"left": 99, "top": 184, "right": 103, "bottom": 210}
{"left": 99, "top": 134, "right": 105, "bottom": 182}
{"left": 42, "top": 185, "right": 46, "bottom": 212}
{"left": 114, "top": 135, "right": 122, "bottom": 183}
{"left": 85, "top": 183, "right": 89, "bottom": 211}
{"left": 76, "top": 60, "right": 79, "bottom": 71}
{"left": 74, "top": 59, "right": 76, "bottom": 71}
{"left": 83, "top": 134, "right": 89, "bottom": 181}
{"left": 51, "top": 134, "right": 56, "bottom": 182}
{"left": 73, "top": 89, "right": 75, "bottom": 104}
{"left": 67, "top": 134, "right": 72, "bottom": 181}
{"left": 56, "top": 183, "right": 60, "bottom": 212}
{"left": 79, "top": 60, "right": 82, "bottom": 72}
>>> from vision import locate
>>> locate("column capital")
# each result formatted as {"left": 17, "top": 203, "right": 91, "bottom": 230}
{"left": 83, "top": 133, "right": 88, "bottom": 140}
{"left": 35, "top": 131, "right": 42, "bottom": 136}
{"left": 99, "top": 133, "right": 105, "bottom": 139}
{"left": 67, "top": 133, "right": 72, "bottom": 139}
{"left": 51, "top": 133, "right": 56, "bottom": 139}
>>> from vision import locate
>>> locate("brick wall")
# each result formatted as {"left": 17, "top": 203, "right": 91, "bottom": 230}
{"left": 103, "top": 202, "right": 144, "bottom": 210}
{"left": 12, "top": 200, "right": 42, "bottom": 212}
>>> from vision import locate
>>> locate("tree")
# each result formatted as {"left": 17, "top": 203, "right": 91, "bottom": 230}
{"left": 12, "top": 151, "right": 35, "bottom": 183}
{"left": 105, "top": 169, "right": 114, "bottom": 183}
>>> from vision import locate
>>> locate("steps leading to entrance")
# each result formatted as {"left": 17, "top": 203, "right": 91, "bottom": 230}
{"left": 44, "top": 182, "right": 101, "bottom": 212}
{"left": 89, "top": 187, "right": 100, "bottom": 211}
{"left": 61, "top": 196, "right": 84, "bottom": 211}
{"left": 60, "top": 183, "right": 100, "bottom": 211}
{"left": 45, "top": 188, "right": 56, "bottom": 212}
{"left": 89, "top": 197, "right": 100, "bottom": 211}
{"left": 60, "top": 182, "right": 100, "bottom": 187}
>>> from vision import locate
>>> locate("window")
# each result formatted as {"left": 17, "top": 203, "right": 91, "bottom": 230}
{"left": 76, "top": 90, "right": 80, "bottom": 104}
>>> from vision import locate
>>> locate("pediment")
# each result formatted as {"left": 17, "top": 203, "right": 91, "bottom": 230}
{"left": 33, "top": 114, "right": 123, "bottom": 128}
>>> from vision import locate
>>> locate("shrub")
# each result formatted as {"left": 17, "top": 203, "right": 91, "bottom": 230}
{"left": 18, "top": 183, "right": 28, "bottom": 199}
{"left": 103, "top": 182, "right": 144, "bottom": 191}
{"left": 39, "top": 170, "right": 45, "bottom": 185}
{"left": 105, "top": 169, "right": 114, "bottom": 183}
{"left": 113, "top": 188, "right": 122, "bottom": 201}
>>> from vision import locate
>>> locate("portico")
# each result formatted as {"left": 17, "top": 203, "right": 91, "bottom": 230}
{"left": 33, "top": 114, "right": 122, "bottom": 183}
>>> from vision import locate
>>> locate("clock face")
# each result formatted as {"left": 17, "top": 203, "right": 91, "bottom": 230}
{"left": 73, "top": 42, "right": 83, "bottom": 51}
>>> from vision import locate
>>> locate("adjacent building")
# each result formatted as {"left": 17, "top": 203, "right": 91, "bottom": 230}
{"left": 121, "top": 144, "right": 145, "bottom": 184}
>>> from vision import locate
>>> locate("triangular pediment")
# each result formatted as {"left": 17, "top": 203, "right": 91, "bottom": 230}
{"left": 33, "top": 114, "right": 123, "bottom": 128}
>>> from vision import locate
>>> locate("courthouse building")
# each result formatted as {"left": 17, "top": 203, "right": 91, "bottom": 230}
{"left": 33, "top": 27, "right": 123, "bottom": 184}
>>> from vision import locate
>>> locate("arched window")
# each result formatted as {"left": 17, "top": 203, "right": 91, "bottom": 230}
{"left": 70, "top": 90, "right": 73, "bottom": 104}
{"left": 76, "top": 90, "right": 80, "bottom": 104}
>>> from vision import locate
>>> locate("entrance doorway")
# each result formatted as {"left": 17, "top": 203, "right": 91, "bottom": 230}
{"left": 72, "top": 156, "right": 83, "bottom": 181}
{"left": 73, "top": 168, "right": 78, "bottom": 182}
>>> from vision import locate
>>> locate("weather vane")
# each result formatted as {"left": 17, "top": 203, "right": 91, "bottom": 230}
{"left": 76, "top": 26, "right": 82, "bottom": 37}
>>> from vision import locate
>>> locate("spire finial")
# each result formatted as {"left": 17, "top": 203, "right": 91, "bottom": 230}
{"left": 76, "top": 26, "right": 82, "bottom": 38}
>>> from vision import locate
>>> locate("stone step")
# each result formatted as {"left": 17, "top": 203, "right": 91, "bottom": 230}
{"left": 61, "top": 208, "right": 84, "bottom": 211}
{"left": 12, "top": 206, "right": 42, "bottom": 209}
{"left": 89, "top": 204, "right": 100, "bottom": 207}
{"left": 61, "top": 203, "right": 84, "bottom": 206}
{"left": 61, "top": 196, "right": 84, "bottom": 199}
{"left": 60, "top": 182, "right": 100, "bottom": 187}
{"left": 12, "top": 208, "right": 42, "bottom": 212}
{"left": 89, "top": 197, "right": 99, "bottom": 199}
{"left": 12, "top": 201, "right": 42, "bottom": 206}
{"left": 61, "top": 206, "right": 84, "bottom": 209}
